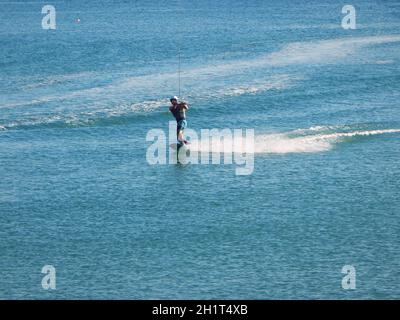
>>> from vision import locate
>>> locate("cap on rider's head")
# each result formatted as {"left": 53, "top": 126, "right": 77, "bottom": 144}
{"left": 170, "top": 96, "right": 178, "bottom": 102}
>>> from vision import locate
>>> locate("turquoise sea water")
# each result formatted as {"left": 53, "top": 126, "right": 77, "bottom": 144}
{"left": 1, "top": 0, "right": 400, "bottom": 299}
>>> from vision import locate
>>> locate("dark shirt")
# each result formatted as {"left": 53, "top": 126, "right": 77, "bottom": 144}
{"left": 170, "top": 104, "right": 186, "bottom": 122}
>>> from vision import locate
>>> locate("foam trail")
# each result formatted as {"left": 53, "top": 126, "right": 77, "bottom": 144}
{"left": 177, "top": 34, "right": 400, "bottom": 77}
{"left": 257, "top": 129, "right": 400, "bottom": 154}
{"left": 188, "top": 128, "right": 400, "bottom": 155}
{"left": 3, "top": 35, "right": 400, "bottom": 111}
{"left": 0, "top": 74, "right": 296, "bottom": 130}
{"left": 23, "top": 71, "right": 97, "bottom": 90}
{"left": 117, "top": 35, "right": 400, "bottom": 92}
{"left": 255, "top": 134, "right": 331, "bottom": 154}
{"left": 215, "top": 74, "right": 297, "bottom": 98}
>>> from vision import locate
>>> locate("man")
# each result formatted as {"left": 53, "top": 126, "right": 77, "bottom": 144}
{"left": 169, "top": 96, "right": 189, "bottom": 146}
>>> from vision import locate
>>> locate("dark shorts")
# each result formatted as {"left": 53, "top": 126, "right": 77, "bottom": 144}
{"left": 177, "top": 119, "right": 187, "bottom": 133}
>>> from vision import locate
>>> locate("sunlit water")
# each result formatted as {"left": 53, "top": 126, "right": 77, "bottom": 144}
{"left": 1, "top": 0, "right": 400, "bottom": 299}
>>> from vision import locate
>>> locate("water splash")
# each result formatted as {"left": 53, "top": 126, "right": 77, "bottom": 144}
{"left": 187, "top": 127, "right": 400, "bottom": 155}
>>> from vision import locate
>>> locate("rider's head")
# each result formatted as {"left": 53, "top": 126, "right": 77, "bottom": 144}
{"left": 170, "top": 96, "right": 178, "bottom": 105}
